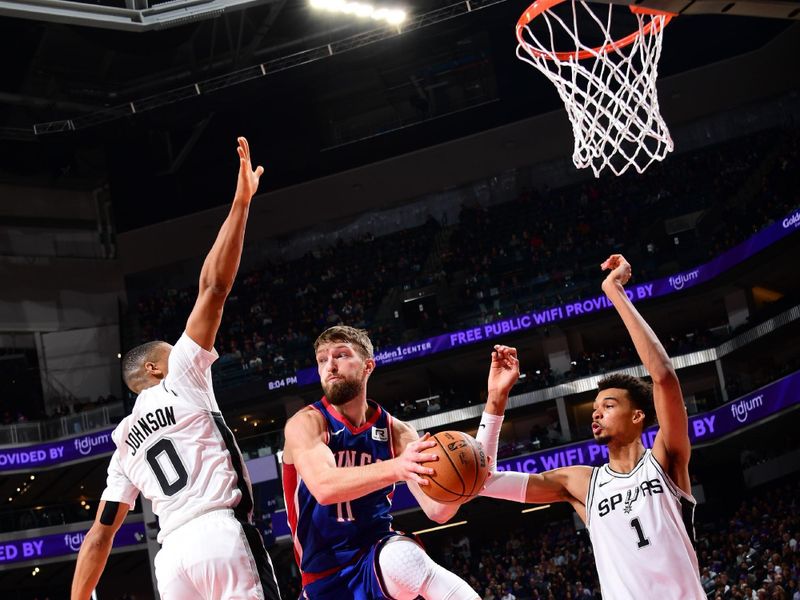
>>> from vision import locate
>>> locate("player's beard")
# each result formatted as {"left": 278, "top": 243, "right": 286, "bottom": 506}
{"left": 324, "top": 375, "right": 364, "bottom": 406}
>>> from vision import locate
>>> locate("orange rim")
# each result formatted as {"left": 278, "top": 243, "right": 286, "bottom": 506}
{"left": 516, "top": 0, "right": 676, "bottom": 61}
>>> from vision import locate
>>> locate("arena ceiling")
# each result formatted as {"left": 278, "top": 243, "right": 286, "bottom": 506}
{"left": 0, "top": 1, "right": 796, "bottom": 231}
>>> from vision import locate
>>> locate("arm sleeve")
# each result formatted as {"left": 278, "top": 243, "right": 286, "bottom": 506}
{"left": 475, "top": 411, "right": 504, "bottom": 471}
{"left": 100, "top": 451, "right": 139, "bottom": 509}
{"left": 165, "top": 331, "right": 220, "bottom": 411}
{"left": 479, "top": 469, "right": 528, "bottom": 503}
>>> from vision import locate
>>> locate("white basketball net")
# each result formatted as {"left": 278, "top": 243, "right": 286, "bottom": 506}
{"left": 516, "top": 1, "right": 674, "bottom": 177}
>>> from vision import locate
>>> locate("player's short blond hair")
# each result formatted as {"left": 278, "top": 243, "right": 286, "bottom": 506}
{"left": 313, "top": 326, "right": 374, "bottom": 360}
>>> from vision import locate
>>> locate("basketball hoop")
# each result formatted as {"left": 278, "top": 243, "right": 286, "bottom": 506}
{"left": 516, "top": 0, "right": 677, "bottom": 177}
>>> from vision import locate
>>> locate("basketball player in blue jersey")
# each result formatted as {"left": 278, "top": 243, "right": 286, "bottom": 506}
{"left": 472, "top": 255, "right": 706, "bottom": 599}
{"left": 71, "top": 137, "right": 281, "bottom": 600}
{"left": 282, "top": 325, "right": 521, "bottom": 600}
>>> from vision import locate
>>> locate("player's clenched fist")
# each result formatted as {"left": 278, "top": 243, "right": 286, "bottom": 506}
{"left": 601, "top": 253, "right": 632, "bottom": 288}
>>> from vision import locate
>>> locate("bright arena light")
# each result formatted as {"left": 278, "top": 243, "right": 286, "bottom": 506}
{"left": 310, "top": 0, "right": 406, "bottom": 25}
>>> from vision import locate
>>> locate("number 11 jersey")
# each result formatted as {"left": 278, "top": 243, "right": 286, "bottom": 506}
{"left": 585, "top": 449, "right": 705, "bottom": 599}
{"left": 282, "top": 398, "right": 395, "bottom": 580}
{"left": 101, "top": 333, "right": 252, "bottom": 543}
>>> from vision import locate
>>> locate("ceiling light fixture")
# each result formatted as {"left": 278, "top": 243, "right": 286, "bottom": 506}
{"left": 310, "top": 0, "right": 407, "bottom": 25}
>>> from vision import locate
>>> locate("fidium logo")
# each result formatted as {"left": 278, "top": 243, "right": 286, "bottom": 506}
{"left": 74, "top": 432, "right": 111, "bottom": 456}
{"left": 730, "top": 394, "right": 764, "bottom": 424}
{"left": 64, "top": 532, "right": 86, "bottom": 552}
{"left": 668, "top": 270, "right": 699, "bottom": 290}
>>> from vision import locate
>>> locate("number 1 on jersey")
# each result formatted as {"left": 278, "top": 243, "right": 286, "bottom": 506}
{"left": 336, "top": 501, "right": 354, "bottom": 522}
{"left": 630, "top": 517, "right": 651, "bottom": 548}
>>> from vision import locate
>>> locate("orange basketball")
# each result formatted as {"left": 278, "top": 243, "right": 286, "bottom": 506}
{"left": 419, "top": 430, "right": 489, "bottom": 504}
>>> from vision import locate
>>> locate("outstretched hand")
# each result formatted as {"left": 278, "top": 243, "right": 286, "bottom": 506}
{"left": 488, "top": 344, "right": 520, "bottom": 396}
{"left": 601, "top": 253, "right": 632, "bottom": 288}
{"left": 234, "top": 136, "right": 264, "bottom": 204}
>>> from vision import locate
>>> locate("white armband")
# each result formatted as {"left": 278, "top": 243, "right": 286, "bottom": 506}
{"left": 480, "top": 469, "right": 528, "bottom": 504}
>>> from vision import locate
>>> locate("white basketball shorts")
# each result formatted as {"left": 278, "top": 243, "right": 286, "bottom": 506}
{"left": 154, "top": 508, "right": 279, "bottom": 600}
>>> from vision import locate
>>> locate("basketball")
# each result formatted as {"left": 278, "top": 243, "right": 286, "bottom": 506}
{"left": 419, "top": 431, "right": 489, "bottom": 504}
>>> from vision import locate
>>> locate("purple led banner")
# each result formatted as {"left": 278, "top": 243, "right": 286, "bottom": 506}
{"left": 0, "top": 522, "right": 145, "bottom": 565}
{"left": 294, "top": 207, "right": 800, "bottom": 387}
{"left": 496, "top": 370, "right": 800, "bottom": 474}
{"left": 0, "top": 429, "right": 116, "bottom": 473}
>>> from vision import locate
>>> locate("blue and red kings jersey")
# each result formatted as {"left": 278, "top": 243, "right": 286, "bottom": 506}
{"left": 283, "top": 398, "right": 396, "bottom": 583}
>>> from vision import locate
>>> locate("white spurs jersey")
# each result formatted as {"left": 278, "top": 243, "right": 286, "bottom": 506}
{"left": 585, "top": 450, "right": 705, "bottom": 599}
{"left": 101, "top": 333, "right": 253, "bottom": 542}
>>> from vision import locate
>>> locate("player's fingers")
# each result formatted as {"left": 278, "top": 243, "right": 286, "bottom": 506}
{"left": 415, "top": 439, "right": 437, "bottom": 450}
{"left": 416, "top": 453, "right": 438, "bottom": 463}
{"left": 501, "top": 349, "right": 517, "bottom": 362}
{"left": 415, "top": 464, "right": 435, "bottom": 476}
{"left": 602, "top": 254, "right": 620, "bottom": 270}
{"left": 414, "top": 474, "right": 429, "bottom": 485}
{"left": 501, "top": 349, "right": 516, "bottom": 363}
{"left": 240, "top": 136, "right": 250, "bottom": 157}
{"left": 254, "top": 165, "right": 264, "bottom": 179}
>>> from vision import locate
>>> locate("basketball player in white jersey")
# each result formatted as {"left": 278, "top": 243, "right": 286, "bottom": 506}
{"left": 472, "top": 254, "right": 705, "bottom": 599}
{"left": 71, "top": 137, "right": 281, "bottom": 600}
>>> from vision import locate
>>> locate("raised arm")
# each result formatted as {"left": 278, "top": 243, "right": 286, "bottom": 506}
{"left": 600, "top": 255, "right": 691, "bottom": 481}
{"left": 70, "top": 500, "right": 130, "bottom": 600}
{"left": 475, "top": 345, "right": 593, "bottom": 520}
{"left": 283, "top": 409, "right": 438, "bottom": 505}
{"left": 186, "top": 136, "right": 264, "bottom": 351}
{"left": 478, "top": 344, "right": 520, "bottom": 467}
